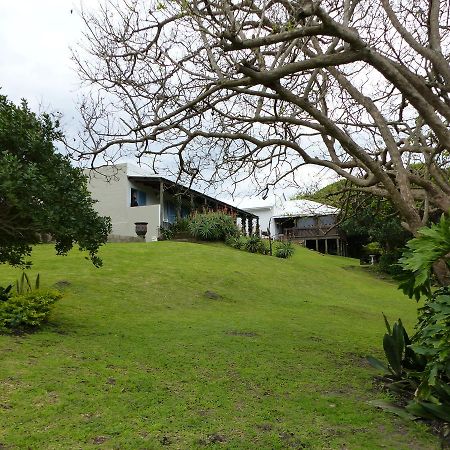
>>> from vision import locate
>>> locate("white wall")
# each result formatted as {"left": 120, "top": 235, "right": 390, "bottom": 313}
{"left": 85, "top": 164, "right": 160, "bottom": 242}
{"left": 240, "top": 207, "right": 276, "bottom": 236}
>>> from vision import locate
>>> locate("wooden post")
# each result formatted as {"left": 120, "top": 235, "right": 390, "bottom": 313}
{"left": 175, "top": 194, "right": 182, "bottom": 220}
{"left": 241, "top": 216, "right": 246, "bottom": 235}
{"left": 315, "top": 239, "right": 319, "bottom": 252}
{"left": 159, "top": 181, "right": 164, "bottom": 231}
{"left": 337, "top": 238, "right": 340, "bottom": 256}
{"left": 248, "top": 217, "right": 253, "bottom": 235}
{"left": 325, "top": 239, "right": 328, "bottom": 254}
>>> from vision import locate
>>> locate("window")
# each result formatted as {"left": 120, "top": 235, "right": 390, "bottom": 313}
{"left": 131, "top": 188, "right": 146, "bottom": 207}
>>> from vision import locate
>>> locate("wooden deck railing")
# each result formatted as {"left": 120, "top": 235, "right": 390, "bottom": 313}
{"left": 284, "top": 226, "right": 340, "bottom": 239}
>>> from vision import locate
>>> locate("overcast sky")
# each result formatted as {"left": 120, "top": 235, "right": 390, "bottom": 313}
{"left": 0, "top": 1, "right": 90, "bottom": 121}
{"left": 0, "top": 1, "right": 336, "bottom": 198}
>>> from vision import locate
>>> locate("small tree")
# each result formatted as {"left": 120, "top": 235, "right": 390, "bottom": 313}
{"left": 0, "top": 95, "right": 111, "bottom": 267}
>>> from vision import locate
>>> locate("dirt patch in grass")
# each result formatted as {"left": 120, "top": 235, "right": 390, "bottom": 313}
{"left": 345, "top": 352, "right": 372, "bottom": 368}
{"left": 160, "top": 435, "right": 171, "bottom": 446}
{"left": 225, "top": 330, "right": 259, "bottom": 337}
{"left": 279, "top": 431, "right": 309, "bottom": 448}
{"left": 91, "top": 436, "right": 109, "bottom": 445}
{"left": 256, "top": 423, "right": 273, "bottom": 432}
{"left": 197, "top": 433, "right": 227, "bottom": 446}
{"left": 204, "top": 290, "right": 222, "bottom": 300}
{"left": 53, "top": 280, "right": 71, "bottom": 290}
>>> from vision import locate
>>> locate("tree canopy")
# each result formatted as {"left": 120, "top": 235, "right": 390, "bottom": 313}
{"left": 72, "top": 0, "right": 450, "bottom": 238}
{"left": 0, "top": 95, "right": 111, "bottom": 267}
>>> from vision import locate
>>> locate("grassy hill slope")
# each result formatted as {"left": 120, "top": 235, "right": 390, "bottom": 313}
{"left": 0, "top": 242, "right": 439, "bottom": 449}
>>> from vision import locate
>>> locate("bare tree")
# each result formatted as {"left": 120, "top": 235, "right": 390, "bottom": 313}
{"left": 72, "top": 1, "right": 450, "bottom": 245}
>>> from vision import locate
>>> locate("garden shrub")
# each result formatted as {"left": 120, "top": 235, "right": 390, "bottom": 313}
{"left": 226, "top": 234, "right": 274, "bottom": 256}
{"left": 159, "top": 218, "right": 193, "bottom": 240}
{"left": 189, "top": 212, "right": 238, "bottom": 241}
{"left": 244, "top": 235, "right": 266, "bottom": 254}
{"left": 0, "top": 290, "right": 62, "bottom": 333}
{"left": 225, "top": 235, "right": 247, "bottom": 250}
{"left": 159, "top": 227, "right": 175, "bottom": 241}
{"left": 274, "top": 241, "right": 295, "bottom": 259}
{"left": 378, "top": 249, "right": 404, "bottom": 276}
{"left": 172, "top": 217, "right": 191, "bottom": 233}
{"left": 368, "top": 215, "right": 450, "bottom": 424}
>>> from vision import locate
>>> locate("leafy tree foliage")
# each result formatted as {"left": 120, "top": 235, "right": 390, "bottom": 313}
{"left": 0, "top": 95, "right": 111, "bottom": 267}
{"left": 369, "top": 217, "right": 450, "bottom": 425}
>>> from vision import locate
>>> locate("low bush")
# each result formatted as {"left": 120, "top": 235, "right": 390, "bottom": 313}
{"left": 378, "top": 250, "right": 403, "bottom": 276}
{"left": 189, "top": 212, "right": 238, "bottom": 241}
{"left": 244, "top": 235, "right": 267, "bottom": 254}
{"left": 274, "top": 241, "right": 295, "bottom": 259}
{"left": 159, "top": 227, "right": 175, "bottom": 241}
{"left": 225, "top": 235, "right": 247, "bottom": 250}
{"left": 172, "top": 217, "right": 190, "bottom": 234}
{"left": 0, "top": 290, "right": 62, "bottom": 333}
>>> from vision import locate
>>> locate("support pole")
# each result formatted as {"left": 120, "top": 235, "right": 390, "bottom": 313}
{"left": 159, "top": 181, "right": 164, "bottom": 232}
{"left": 325, "top": 239, "right": 328, "bottom": 254}
{"left": 175, "top": 194, "right": 181, "bottom": 220}
{"left": 248, "top": 217, "right": 253, "bottom": 236}
{"left": 315, "top": 239, "right": 319, "bottom": 252}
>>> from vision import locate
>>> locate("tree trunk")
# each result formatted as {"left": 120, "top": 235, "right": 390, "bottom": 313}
{"left": 433, "top": 259, "right": 450, "bottom": 287}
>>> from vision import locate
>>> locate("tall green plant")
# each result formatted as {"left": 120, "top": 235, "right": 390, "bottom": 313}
{"left": 189, "top": 212, "right": 238, "bottom": 241}
{"left": 369, "top": 215, "right": 450, "bottom": 424}
{"left": 274, "top": 241, "right": 295, "bottom": 259}
{"left": 15, "top": 272, "right": 40, "bottom": 295}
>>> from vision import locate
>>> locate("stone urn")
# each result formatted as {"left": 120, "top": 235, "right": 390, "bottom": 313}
{"left": 134, "top": 222, "right": 148, "bottom": 240}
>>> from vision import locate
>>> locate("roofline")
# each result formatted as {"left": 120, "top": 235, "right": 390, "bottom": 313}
{"left": 128, "top": 175, "right": 257, "bottom": 218}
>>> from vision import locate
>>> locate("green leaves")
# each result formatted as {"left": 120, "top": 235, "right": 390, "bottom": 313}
{"left": 274, "top": 241, "right": 295, "bottom": 259}
{"left": 370, "top": 289, "right": 450, "bottom": 424}
{"left": 398, "top": 214, "right": 450, "bottom": 300}
{"left": 0, "top": 289, "right": 62, "bottom": 333}
{"left": 188, "top": 212, "right": 238, "bottom": 241}
{"left": 382, "top": 322, "right": 405, "bottom": 378}
{"left": 368, "top": 314, "right": 414, "bottom": 379}
{"left": 0, "top": 94, "right": 111, "bottom": 267}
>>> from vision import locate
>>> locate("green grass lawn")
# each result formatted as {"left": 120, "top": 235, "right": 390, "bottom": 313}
{"left": 0, "top": 242, "right": 440, "bottom": 449}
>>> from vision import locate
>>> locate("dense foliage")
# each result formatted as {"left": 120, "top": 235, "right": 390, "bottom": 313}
{"left": 274, "top": 241, "right": 295, "bottom": 259}
{"left": 226, "top": 234, "right": 296, "bottom": 259}
{"left": 244, "top": 234, "right": 267, "bottom": 254}
{"left": 0, "top": 288, "right": 62, "bottom": 333}
{"left": 188, "top": 212, "right": 238, "bottom": 241}
{"left": 0, "top": 95, "right": 111, "bottom": 267}
{"left": 369, "top": 215, "right": 450, "bottom": 424}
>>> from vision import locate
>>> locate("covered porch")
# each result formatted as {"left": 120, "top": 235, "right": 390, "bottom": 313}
{"left": 128, "top": 176, "right": 258, "bottom": 237}
{"left": 274, "top": 216, "right": 347, "bottom": 256}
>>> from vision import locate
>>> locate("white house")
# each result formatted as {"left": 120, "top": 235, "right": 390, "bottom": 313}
{"left": 234, "top": 196, "right": 346, "bottom": 255}
{"left": 85, "top": 163, "right": 257, "bottom": 242}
